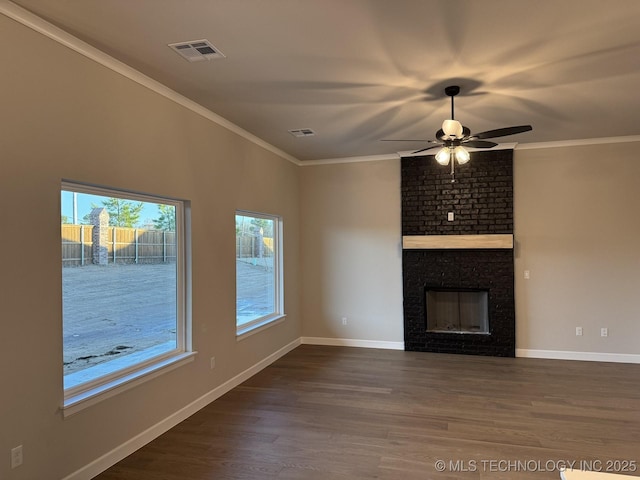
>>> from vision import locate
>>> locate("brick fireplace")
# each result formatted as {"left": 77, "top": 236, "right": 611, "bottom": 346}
{"left": 401, "top": 149, "right": 515, "bottom": 357}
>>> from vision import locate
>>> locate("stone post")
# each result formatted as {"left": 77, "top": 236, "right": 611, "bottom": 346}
{"left": 90, "top": 207, "right": 109, "bottom": 265}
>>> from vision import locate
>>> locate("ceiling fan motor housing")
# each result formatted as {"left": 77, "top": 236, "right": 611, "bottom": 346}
{"left": 444, "top": 85, "right": 460, "bottom": 97}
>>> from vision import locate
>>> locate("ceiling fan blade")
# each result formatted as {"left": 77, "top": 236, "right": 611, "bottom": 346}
{"left": 463, "top": 140, "right": 498, "bottom": 148}
{"left": 411, "top": 145, "right": 441, "bottom": 154}
{"left": 473, "top": 125, "right": 533, "bottom": 139}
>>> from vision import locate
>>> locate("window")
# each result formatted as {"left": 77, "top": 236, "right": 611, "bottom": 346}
{"left": 236, "top": 211, "right": 284, "bottom": 336}
{"left": 61, "top": 181, "right": 192, "bottom": 413}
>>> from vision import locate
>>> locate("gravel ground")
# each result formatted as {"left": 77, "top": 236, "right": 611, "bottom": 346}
{"left": 62, "top": 263, "right": 177, "bottom": 374}
{"left": 63, "top": 260, "right": 272, "bottom": 376}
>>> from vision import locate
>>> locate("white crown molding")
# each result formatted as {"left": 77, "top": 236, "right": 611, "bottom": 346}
{"left": 300, "top": 143, "right": 518, "bottom": 166}
{"left": 517, "top": 135, "right": 640, "bottom": 150}
{"left": 303, "top": 133, "right": 640, "bottom": 166}
{"left": 300, "top": 153, "right": 400, "bottom": 166}
{"left": 399, "top": 142, "right": 519, "bottom": 156}
{"left": 5, "top": 1, "right": 640, "bottom": 169}
{"left": 0, "top": 0, "right": 302, "bottom": 166}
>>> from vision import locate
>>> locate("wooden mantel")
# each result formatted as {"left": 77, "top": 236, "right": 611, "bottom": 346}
{"left": 402, "top": 234, "right": 514, "bottom": 250}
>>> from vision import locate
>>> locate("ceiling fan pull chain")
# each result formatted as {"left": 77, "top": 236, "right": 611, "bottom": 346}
{"left": 450, "top": 153, "right": 456, "bottom": 183}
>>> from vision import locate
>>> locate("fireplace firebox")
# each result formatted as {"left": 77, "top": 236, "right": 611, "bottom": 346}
{"left": 426, "top": 288, "right": 489, "bottom": 334}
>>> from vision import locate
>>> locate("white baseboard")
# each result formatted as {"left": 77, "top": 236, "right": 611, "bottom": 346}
{"left": 301, "top": 336, "right": 404, "bottom": 350}
{"left": 64, "top": 339, "right": 639, "bottom": 479}
{"left": 516, "top": 348, "right": 640, "bottom": 364}
{"left": 62, "top": 337, "right": 301, "bottom": 480}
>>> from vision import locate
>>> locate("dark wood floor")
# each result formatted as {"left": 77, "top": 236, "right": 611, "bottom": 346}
{"left": 95, "top": 345, "right": 640, "bottom": 480}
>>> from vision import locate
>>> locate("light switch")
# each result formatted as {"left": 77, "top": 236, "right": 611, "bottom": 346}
{"left": 447, "top": 212, "right": 454, "bottom": 221}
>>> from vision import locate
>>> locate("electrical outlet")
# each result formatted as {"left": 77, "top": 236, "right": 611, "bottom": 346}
{"left": 601, "top": 328, "right": 608, "bottom": 337}
{"left": 576, "top": 327, "right": 583, "bottom": 336}
{"left": 210, "top": 357, "right": 215, "bottom": 369}
{"left": 447, "top": 212, "right": 454, "bottom": 221}
{"left": 341, "top": 317, "right": 348, "bottom": 326}
{"left": 11, "top": 445, "right": 23, "bottom": 469}
{"left": 524, "top": 270, "right": 530, "bottom": 280}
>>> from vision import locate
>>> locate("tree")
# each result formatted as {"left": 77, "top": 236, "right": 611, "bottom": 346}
{"left": 236, "top": 215, "right": 274, "bottom": 237}
{"left": 101, "top": 198, "right": 144, "bottom": 227}
{"left": 251, "top": 217, "right": 273, "bottom": 237}
{"left": 61, "top": 215, "right": 71, "bottom": 224}
{"left": 153, "top": 204, "right": 176, "bottom": 231}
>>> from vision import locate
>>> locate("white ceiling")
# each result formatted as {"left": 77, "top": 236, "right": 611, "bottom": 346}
{"left": 10, "top": 0, "right": 640, "bottom": 161}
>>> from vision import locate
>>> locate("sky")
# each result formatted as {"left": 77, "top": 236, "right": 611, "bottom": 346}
{"left": 61, "top": 190, "right": 164, "bottom": 227}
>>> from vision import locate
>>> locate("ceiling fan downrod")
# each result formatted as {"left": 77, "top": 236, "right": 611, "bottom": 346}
{"left": 444, "top": 85, "right": 460, "bottom": 120}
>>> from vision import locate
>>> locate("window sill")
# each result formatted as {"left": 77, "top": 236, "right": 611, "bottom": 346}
{"left": 236, "top": 314, "right": 286, "bottom": 341}
{"left": 62, "top": 351, "right": 197, "bottom": 417}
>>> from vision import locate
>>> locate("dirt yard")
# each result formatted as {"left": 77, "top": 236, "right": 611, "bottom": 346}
{"left": 62, "top": 263, "right": 177, "bottom": 374}
{"left": 63, "top": 260, "right": 273, "bottom": 375}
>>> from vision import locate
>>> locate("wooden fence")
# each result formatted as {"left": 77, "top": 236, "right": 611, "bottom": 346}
{"left": 62, "top": 224, "right": 176, "bottom": 266}
{"left": 236, "top": 234, "right": 274, "bottom": 259}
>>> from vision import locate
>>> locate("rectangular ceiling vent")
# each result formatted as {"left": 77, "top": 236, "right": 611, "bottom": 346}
{"left": 288, "top": 128, "right": 316, "bottom": 138}
{"left": 168, "top": 39, "right": 225, "bottom": 62}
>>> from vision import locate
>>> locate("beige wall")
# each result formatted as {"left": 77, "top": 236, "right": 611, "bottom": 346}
{"left": 3, "top": 7, "right": 640, "bottom": 480}
{"left": 300, "top": 160, "right": 404, "bottom": 343}
{"left": 514, "top": 143, "right": 640, "bottom": 354}
{"left": 0, "top": 14, "right": 300, "bottom": 480}
{"left": 300, "top": 146, "right": 640, "bottom": 358}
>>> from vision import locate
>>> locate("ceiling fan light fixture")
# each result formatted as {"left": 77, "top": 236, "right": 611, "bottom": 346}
{"left": 454, "top": 146, "right": 470, "bottom": 164}
{"left": 442, "top": 119, "right": 463, "bottom": 138}
{"left": 383, "top": 85, "right": 532, "bottom": 175}
{"left": 435, "top": 147, "right": 451, "bottom": 165}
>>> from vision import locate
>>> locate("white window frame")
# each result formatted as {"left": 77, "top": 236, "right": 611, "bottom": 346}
{"left": 61, "top": 181, "right": 194, "bottom": 416}
{"left": 235, "top": 210, "right": 285, "bottom": 338}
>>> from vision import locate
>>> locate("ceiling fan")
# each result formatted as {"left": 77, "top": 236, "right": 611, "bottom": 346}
{"left": 383, "top": 85, "right": 532, "bottom": 180}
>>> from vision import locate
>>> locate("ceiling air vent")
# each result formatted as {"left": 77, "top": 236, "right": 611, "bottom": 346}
{"left": 168, "top": 39, "right": 225, "bottom": 62}
{"left": 288, "top": 128, "right": 316, "bottom": 138}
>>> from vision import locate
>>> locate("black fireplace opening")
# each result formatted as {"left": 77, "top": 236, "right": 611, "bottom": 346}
{"left": 426, "top": 288, "right": 489, "bottom": 334}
